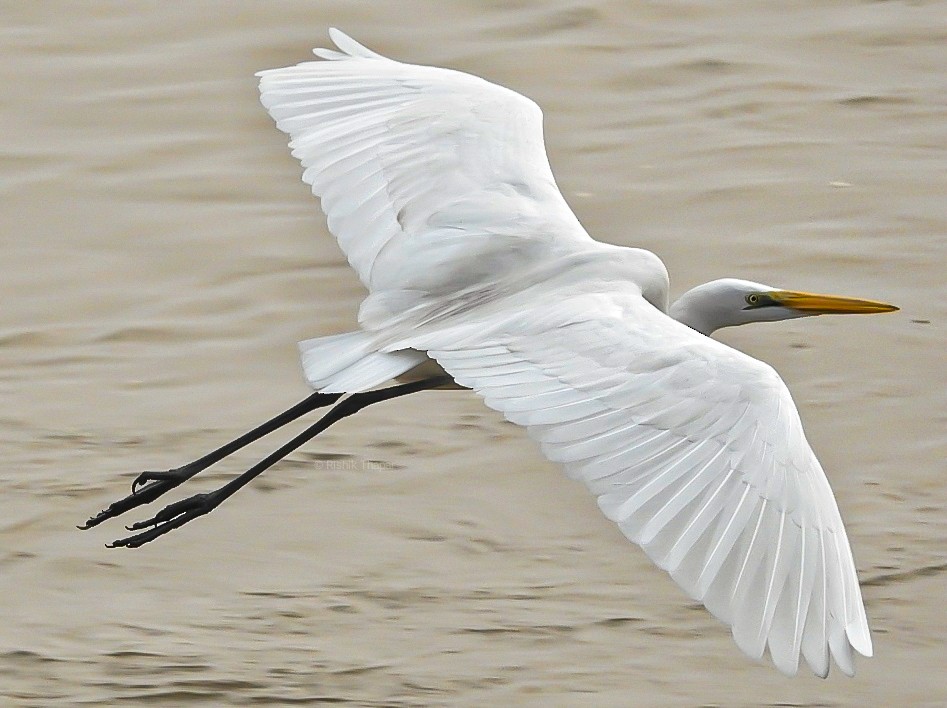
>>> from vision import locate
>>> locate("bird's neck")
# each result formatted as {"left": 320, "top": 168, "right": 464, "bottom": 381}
{"left": 669, "top": 284, "right": 736, "bottom": 336}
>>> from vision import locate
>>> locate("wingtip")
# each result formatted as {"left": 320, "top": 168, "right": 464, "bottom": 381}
{"left": 325, "top": 27, "right": 385, "bottom": 60}
{"left": 847, "top": 621, "right": 873, "bottom": 658}
{"left": 732, "top": 630, "right": 767, "bottom": 664}
{"left": 772, "top": 657, "right": 800, "bottom": 678}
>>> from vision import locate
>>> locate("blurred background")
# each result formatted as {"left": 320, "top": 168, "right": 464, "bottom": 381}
{"left": 1, "top": 1, "right": 944, "bottom": 705}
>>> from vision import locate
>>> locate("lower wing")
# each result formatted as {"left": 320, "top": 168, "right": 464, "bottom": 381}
{"left": 395, "top": 289, "right": 871, "bottom": 677}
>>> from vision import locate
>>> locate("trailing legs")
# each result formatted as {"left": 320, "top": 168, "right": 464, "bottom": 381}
{"left": 83, "top": 376, "right": 451, "bottom": 548}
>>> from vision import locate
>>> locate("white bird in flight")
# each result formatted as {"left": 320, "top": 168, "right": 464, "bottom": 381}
{"left": 83, "top": 29, "right": 898, "bottom": 678}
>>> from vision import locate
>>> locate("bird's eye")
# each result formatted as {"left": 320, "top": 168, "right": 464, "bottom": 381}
{"left": 745, "top": 294, "right": 760, "bottom": 305}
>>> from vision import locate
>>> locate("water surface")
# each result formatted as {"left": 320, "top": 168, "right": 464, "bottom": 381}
{"left": 1, "top": 1, "right": 944, "bottom": 705}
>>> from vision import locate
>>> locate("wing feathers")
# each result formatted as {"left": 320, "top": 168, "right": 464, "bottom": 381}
{"left": 420, "top": 299, "right": 870, "bottom": 675}
{"left": 259, "top": 29, "right": 590, "bottom": 295}
{"left": 638, "top": 445, "right": 729, "bottom": 545}
{"left": 262, "top": 30, "right": 870, "bottom": 677}
{"left": 326, "top": 26, "right": 387, "bottom": 60}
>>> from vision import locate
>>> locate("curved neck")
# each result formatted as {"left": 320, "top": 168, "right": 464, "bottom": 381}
{"left": 669, "top": 295, "right": 721, "bottom": 335}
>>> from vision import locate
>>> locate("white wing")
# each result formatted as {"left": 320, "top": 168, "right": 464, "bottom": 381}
{"left": 396, "top": 288, "right": 872, "bottom": 677}
{"left": 258, "top": 28, "right": 591, "bottom": 296}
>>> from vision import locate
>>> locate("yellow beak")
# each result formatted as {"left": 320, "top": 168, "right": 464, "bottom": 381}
{"left": 768, "top": 290, "right": 899, "bottom": 314}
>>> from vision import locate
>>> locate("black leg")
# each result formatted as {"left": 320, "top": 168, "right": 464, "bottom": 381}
{"left": 107, "top": 375, "right": 452, "bottom": 548}
{"left": 80, "top": 390, "right": 343, "bottom": 529}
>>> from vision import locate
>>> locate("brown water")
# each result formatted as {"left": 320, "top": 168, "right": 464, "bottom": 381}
{"left": 1, "top": 1, "right": 945, "bottom": 705}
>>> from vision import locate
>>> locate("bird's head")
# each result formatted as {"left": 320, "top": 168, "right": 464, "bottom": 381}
{"left": 669, "top": 278, "right": 898, "bottom": 336}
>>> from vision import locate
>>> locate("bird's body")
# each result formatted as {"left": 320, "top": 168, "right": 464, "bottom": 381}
{"left": 261, "top": 30, "right": 891, "bottom": 677}
{"left": 85, "top": 29, "right": 898, "bottom": 679}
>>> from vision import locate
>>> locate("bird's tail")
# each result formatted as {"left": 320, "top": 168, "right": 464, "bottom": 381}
{"left": 297, "top": 331, "right": 427, "bottom": 393}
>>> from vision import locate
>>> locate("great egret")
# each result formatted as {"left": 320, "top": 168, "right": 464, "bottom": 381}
{"left": 82, "top": 29, "right": 898, "bottom": 678}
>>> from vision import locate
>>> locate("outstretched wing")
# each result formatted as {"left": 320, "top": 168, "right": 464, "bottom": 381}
{"left": 257, "top": 29, "right": 591, "bottom": 295}
{"left": 399, "top": 288, "right": 872, "bottom": 677}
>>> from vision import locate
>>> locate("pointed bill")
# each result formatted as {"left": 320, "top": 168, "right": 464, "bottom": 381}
{"left": 768, "top": 291, "right": 899, "bottom": 314}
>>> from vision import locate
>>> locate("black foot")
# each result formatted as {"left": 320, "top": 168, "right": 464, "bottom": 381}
{"left": 79, "top": 466, "right": 196, "bottom": 530}
{"left": 107, "top": 491, "right": 224, "bottom": 548}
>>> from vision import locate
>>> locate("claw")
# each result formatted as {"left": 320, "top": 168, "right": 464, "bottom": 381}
{"left": 107, "top": 492, "right": 221, "bottom": 548}
{"left": 80, "top": 467, "right": 196, "bottom": 530}
{"left": 131, "top": 468, "right": 184, "bottom": 493}
{"left": 125, "top": 513, "right": 160, "bottom": 532}
{"left": 125, "top": 497, "right": 193, "bottom": 531}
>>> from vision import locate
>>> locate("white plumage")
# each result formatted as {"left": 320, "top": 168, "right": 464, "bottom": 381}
{"left": 256, "top": 28, "right": 877, "bottom": 677}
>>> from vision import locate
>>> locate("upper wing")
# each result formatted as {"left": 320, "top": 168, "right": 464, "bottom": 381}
{"left": 257, "top": 29, "right": 591, "bottom": 295}
{"left": 398, "top": 290, "right": 872, "bottom": 677}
